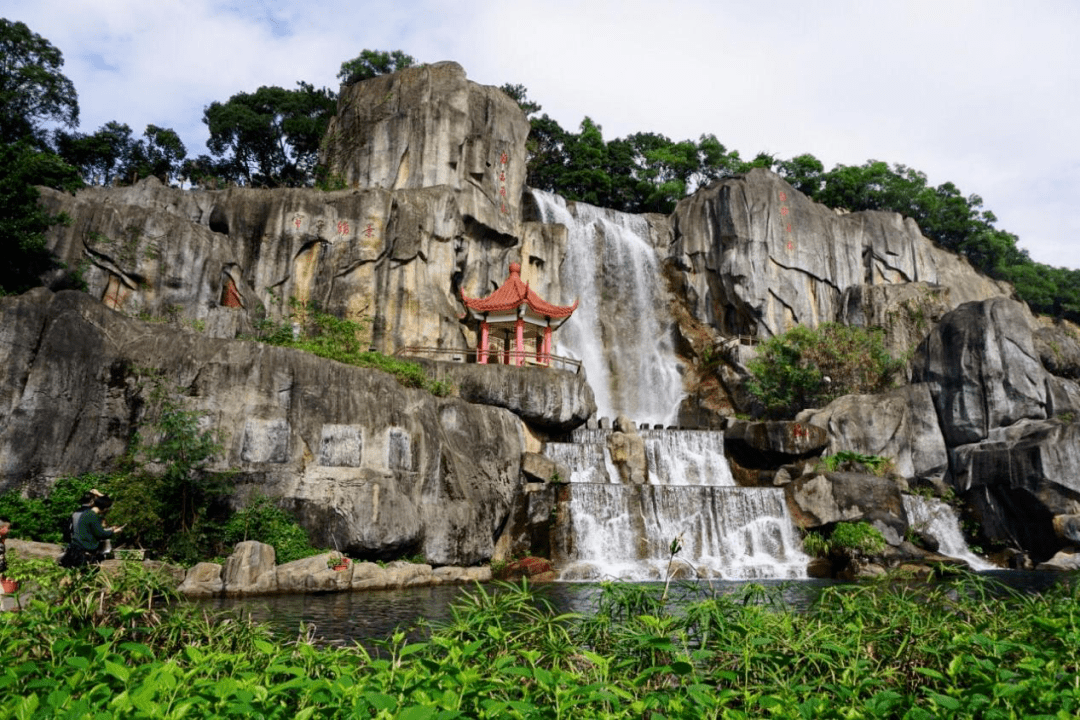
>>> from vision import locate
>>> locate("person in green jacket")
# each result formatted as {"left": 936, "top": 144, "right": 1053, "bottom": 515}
{"left": 65, "top": 495, "right": 124, "bottom": 567}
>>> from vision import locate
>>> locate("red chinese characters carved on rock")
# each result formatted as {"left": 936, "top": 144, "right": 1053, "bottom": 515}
{"left": 364, "top": 223, "right": 375, "bottom": 238}
{"left": 498, "top": 152, "right": 510, "bottom": 214}
{"left": 336, "top": 220, "right": 349, "bottom": 236}
{"left": 778, "top": 190, "right": 794, "bottom": 251}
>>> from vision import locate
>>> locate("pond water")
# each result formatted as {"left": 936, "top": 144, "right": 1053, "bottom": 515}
{"left": 191, "top": 570, "right": 1071, "bottom": 648}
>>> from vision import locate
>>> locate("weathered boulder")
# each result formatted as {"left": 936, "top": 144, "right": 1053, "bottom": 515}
{"left": 223, "top": 541, "right": 278, "bottom": 596}
{"left": 350, "top": 561, "right": 388, "bottom": 590}
{"left": 1053, "top": 514, "right": 1080, "bottom": 544}
{"left": 1047, "top": 375, "right": 1080, "bottom": 417}
{"left": 494, "top": 481, "right": 557, "bottom": 561}
{"left": 912, "top": 297, "right": 1048, "bottom": 447}
{"left": 520, "top": 452, "right": 569, "bottom": 485}
{"left": 322, "top": 62, "right": 530, "bottom": 240}
{"left": 276, "top": 553, "right": 354, "bottom": 593}
{"left": 178, "top": 562, "right": 224, "bottom": 597}
{"left": 1033, "top": 318, "right": 1080, "bottom": 380}
{"left": 1036, "top": 550, "right": 1080, "bottom": 572}
{"left": 607, "top": 419, "right": 648, "bottom": 485}
{"left": 838, "top": 282, "right": 955, "bottom": 376}
{"left": 802, "top": 384, "right": 949, "bottom": 482}
{"left": 499, "top": 556, "right": 556, "bottom": 583}
{"left": 0, "top": 290, "right": 526, "bottom": 565}
{"left": 950, "top": 419, "right": 1080, "bottom": 559}
{"left": 669, "top": 168, "right": 1011, "bottom": 339}
{"left": 5, "top": 538, "right": 62, "bottom": 562}
{"left": 379, "top": 560, "right": 434, "bottom": 588}
{"left": 725, "top": 419, "right": 828, "bottom": 457}
{"left": 785, "top": 471, "right": 907, "bottom": 544}
{"left": 420, "top": 362, "right": 595, "bottom": 432}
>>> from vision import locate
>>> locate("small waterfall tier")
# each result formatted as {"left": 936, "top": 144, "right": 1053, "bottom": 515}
{"left": 902, "top": 495, "right": 996, "bottom": 571}
{"left": 546, "top": 427, "right": 736, "bottom": 487}
{"left": 545, "top": 428, "right": 810, "bottom": 581}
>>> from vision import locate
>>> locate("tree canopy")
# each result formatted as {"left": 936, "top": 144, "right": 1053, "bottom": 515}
{"left": 0, "top": 18, "right": 84, "bottom": 294}
{"left": 202, "top": 82, "right": 336, "bottom": 187}
{"left": 0, "top": 18, "right": 78, "bottom": 147}
{"left": 337, "top": 50, "right": 415, "bottom": 85}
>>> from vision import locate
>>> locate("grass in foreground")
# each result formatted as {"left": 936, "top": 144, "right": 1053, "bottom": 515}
{"left": 1, "top": 556, "right": 1078, "bottom": 719}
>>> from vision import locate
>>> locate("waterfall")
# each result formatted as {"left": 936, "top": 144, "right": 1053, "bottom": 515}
{"left": 546, "top": 429, "right": 809, "bottom": 581}
{"left": 530, "top": 190, "right": 684, "bottom": 426}
{"left": 902, "top": 495, "right": 995, "bottom": 571}
{"left": 559, "top": 484, "right": 808, "bottom": 581}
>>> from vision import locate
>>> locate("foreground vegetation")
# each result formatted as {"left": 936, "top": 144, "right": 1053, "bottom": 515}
{"left": 2, "top": 554, "right": 1077, "bottom": 719}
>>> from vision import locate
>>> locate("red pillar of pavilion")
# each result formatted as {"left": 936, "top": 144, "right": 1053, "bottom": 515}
{"left": 514, "top": 318, "right": 525, "bottom": 366}
{"left": 479, "top": 321, "right": 490, "bottom": 364}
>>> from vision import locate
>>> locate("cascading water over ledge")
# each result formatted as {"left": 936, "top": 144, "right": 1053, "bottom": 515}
{"left": 902, "top": 494, "right": 995, "bottom": 570}
{"left": 529, "top": 189, "right": 684, "bottom": 427}
{"left": 545, "top": 427, "right": 810, "bottom": 581}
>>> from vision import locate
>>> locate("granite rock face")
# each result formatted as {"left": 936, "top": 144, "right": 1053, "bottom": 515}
{"left": 802, "top": 297, "right": 1080, "bottom": 561}
{"left": 912, "top": 297, "right": 1048, "bottom": 447}
{"left": 669, "top": 168, "right": 1012, "bottom": 339}
{"left": 0, "top": 290, "right": 525, "bottom": 565}
{"left": 322, "top": 62, "right": 530, "bottom": 240}
{"left": 786, "top": 471, "right": 908, "bottom": 545}
{"left": 803, "top": 384, "right": 949, "bottom": 483}
{"left": 419, "top": 361, "right": 595, "bottom": 433}
{"left": 38, "top": 180, "right": 554, "bottom": 357}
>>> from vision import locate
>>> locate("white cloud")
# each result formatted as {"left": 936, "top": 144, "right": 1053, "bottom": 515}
{"left": 5, "top": 0, "right": 1078, "bottom": 268}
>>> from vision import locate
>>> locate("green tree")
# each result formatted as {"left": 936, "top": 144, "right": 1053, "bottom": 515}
{"left": 0, "top": 18, "right": 79, "bottom": 146}
{"left": 776, "top": 153, "right": 825, "bottom": 197}
{"left": 118, "top": 124, "right": 187, "bottom": 185}
{"left": 337, "top": 49, "right": 415, "bottom": 85}
{"left": 55, "top": 120, "right": 134, "bottom": 186}
{"left": 524, "top": 114, "right": 571, "bottom": 193}
{"left": 499, "top": 83, "right": 541, "bottom": 119}
{"left": 0, "top": 141, "right": 82, "bottom": 294}
{"left": 560, "top": 117, "right": 611, "bottom": 206}
{"left": 203, "top": 82, "right": 336, "bottom": 187}
{"left": 109, "top": 387, "right": 232, "bottom": 563}
{"left": 222, "top": 495, "right": 320, "bottom": 564}
{"left": 746, "top": 323, "right": 903, "bottom": 419}
{"left": 179, "top": 154, "right": 230, "bottom": 189}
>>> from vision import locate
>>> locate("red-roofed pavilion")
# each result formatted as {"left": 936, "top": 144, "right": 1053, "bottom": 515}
{"left": 461, "top": 262, "right": 578, "bottom": 366}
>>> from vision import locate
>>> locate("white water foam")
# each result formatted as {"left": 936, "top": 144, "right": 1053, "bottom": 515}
{"left": 903, "top": 495, "right": 996, "bottom": 571}
{"left": 559, "top": 484, "right": 810, "bottom": 581}
{"left": 546, "top": 428, "right": 808, "bottom": 580}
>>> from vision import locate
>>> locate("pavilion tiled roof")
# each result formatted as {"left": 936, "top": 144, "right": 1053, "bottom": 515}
{"left": 461, "top": 263, "right": 578, "bottom": 319}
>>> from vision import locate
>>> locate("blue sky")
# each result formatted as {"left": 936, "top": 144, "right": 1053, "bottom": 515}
{"left": 7, "top": 0, "right": 1079, "bottom": 270}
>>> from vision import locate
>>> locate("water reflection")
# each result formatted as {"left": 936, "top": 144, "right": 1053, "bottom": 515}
{"left": 191, "top": 572, "right": 1072, "bottom": 648}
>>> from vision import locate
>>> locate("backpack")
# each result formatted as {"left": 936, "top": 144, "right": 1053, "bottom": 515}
{"left": 61, "top": 509, "right": 85, "bottom": 546}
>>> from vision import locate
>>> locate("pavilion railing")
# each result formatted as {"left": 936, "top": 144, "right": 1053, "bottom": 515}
{"left": 394, "top": 346, "right": 583, "bottom": 374}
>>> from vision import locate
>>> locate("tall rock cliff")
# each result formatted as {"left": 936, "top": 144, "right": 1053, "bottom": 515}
{"left": 0, "top": 289, "right": 528, "bottom": 564}
{"left": 321, "top": 61, "right": 530, "bottom": 240}
{"left": 670, "top": 168, "right": 1013, "bottom": 340}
